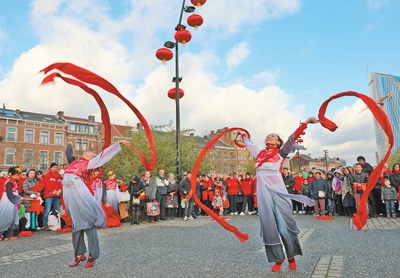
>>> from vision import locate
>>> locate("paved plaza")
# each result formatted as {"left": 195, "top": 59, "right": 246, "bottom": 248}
{"left": 1, "top": 214, "right": 399, "bottom": 277}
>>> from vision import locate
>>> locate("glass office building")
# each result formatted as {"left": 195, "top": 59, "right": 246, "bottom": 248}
{"left": 368, "top": 73, "right": 400, "bottom": 161}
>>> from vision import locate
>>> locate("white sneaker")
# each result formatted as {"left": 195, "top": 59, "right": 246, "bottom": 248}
{"left": 229, "top": 213, "right": 234, "bottom": 215}
{"left": 234, "top": 212, "right": 238, "bottom": 215}
{"left": 256, "top": 212, "right": 259, "bottom": 216}
{"left": 184, "top": 216, "right": 188, "bottom": 221}
{"left": 293, "top": 211, "right": 297, "bottom": 214}
{"left": 188, "top": 216, "right": 194, "bottom": 220}
{"left": 239, "top": 212, "right": 245, "bottom": 216}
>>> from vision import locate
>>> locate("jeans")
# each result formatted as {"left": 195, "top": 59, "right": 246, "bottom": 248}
{"left": 183, "top": 198, "right": 193, "bottom": 218}
{"left": 385, "top": 199, "right": 396, "bottom": 217}
{"left": 228, "top": 194, "right": 238, "bottom": 213}
{"left": 43, "top": 197, "right": 61, "bottom": 227}
{"left": 327, "top": 198, "right": 335, "bottom": 214}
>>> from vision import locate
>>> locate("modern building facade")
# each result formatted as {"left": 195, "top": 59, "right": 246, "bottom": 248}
{"left": 368, "top": 73, "right": 400, "bottom": 161}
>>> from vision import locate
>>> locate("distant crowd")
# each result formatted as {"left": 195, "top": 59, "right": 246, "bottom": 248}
{"left": 1, "top": 154, "right": 399, "bottom": 240}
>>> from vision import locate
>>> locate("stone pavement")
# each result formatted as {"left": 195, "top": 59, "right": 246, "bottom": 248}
{"left": 1, "top": 214, "right": 400, "bottom": 277}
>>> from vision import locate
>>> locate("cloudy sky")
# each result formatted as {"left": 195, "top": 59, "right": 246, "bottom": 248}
{"left": 1, "top": 0, "right": 399, "bottom": 166}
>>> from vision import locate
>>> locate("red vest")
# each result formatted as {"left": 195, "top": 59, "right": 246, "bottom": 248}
{"left": 104, "top": 179, "right": 118, "bottom": 190}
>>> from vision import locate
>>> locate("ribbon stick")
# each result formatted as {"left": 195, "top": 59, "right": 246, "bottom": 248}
{"left": 189, "top": 127, "right": 250, "bottom": 243}
{"left": 40, "top": 63, "right": 156, "bottom": 170}
{"left": 317, "top": 91, "right": 394, "bottom": 230}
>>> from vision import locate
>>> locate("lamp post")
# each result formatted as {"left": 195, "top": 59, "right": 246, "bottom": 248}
{"left": 155, "top": 0, "right": 206, "bottom": 181}
{"left": 323, "top": 150, "right": 329, "bottom": 173}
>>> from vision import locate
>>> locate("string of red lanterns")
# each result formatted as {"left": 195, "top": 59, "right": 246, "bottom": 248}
{"left": 154, "top": 1, "right": 206, "bottom": 100}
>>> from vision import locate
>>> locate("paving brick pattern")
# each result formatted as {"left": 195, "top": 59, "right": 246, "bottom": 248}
{"left": 0, "top": 243, "right": 72, "bottom": 266}
{"left": 311, "top": 255, "right": 344, "bottom": 278}
{"left": 349, "top": 217, "right": 400, "bottom": 229}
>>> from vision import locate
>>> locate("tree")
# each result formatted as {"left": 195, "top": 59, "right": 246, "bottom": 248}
{"left": 388, "top": 148, "right": 400, "bottom": 169}
{"left": 103, "top": 123, "right": 214, "bottom": 182}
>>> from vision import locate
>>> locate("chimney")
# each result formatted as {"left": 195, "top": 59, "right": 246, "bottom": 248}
{"left": 137, "top": 123, "right": 143, "bottom": 130}
{"left": 211, "top": 130, "right": 215, "bottom": 135}
{"left": 57, "top": 111, "right": 64, "bottom": 119}
{"left": 88, "top": 115, "right": 95, "bottom": 122}
{"left": 15, "top": 109, "right": 20, "bottom": 114}
{"left": 190, "top": 133, "right": 194, "bottom": 137}
{"left": 203, "top": 135, "right": 208, "bottom": 140}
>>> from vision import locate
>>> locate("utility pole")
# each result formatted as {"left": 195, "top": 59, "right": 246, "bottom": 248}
{"left": 323, "top": 150, "right": 329, "bottom": 173}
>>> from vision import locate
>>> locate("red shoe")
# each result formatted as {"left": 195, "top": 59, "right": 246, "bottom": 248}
{"left": 85, "top": 256, "right": 95, "bottom": 268}
{"left": 288, "top": 256, "right": 297, "bottom": 270}
{"left": 271, "top": 260, "right": 284, "bottom": 272}
{"left": 69, "top": 255, "right": 86, "bottom": 267}
{"left": 4, "top": 236, "right": 18, "bottom": 240}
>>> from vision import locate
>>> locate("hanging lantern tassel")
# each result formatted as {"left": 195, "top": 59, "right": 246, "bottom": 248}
{"left": 187, "top": 14, "right": 204, "bottom": 30}
{"left": 155, "top": 48, "right": 173, "bottom": 64}
{"left": 174, "top": 30, "right": 192, "bottom": 45}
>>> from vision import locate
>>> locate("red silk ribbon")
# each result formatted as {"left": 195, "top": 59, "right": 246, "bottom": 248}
{"left": 318, "top": 91, "right": 394, "bottom": 230}
{"left": 189, "top": 127, "right": 250, "bottom": 243}
{"left": 40, "top": 63, "right": 156, "bottom": 171}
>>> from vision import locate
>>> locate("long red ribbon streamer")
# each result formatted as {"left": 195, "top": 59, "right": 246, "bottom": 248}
{"left": 41, "top": 72, "right": 112, "bottom": 149}
{"left": 40, "top": 63, "right": 156, "bottom": 170}
{"left": 317, "top": 91, "right": 394, "bottom": 230}
{"left": 189, "top": 127, "right": 250, "bottom": 243}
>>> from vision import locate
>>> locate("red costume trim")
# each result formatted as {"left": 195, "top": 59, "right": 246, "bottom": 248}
{"left": 318, "top": 91, "right": 394, "bottom": 230}
{"left": 189, "top": 127, "right": 249, "bottom": 243}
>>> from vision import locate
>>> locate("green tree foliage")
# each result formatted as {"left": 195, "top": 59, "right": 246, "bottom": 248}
{"left": 388, "top": 148, "right": 400, "bottom": 169}
{"left": 244, "top": 158, "right": 255, "bottom": 176}
{"left": 103, "top": 123, "right": 213, "bottom": 182}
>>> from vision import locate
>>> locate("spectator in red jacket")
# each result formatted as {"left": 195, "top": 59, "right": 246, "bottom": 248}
{"left": 240, "top": 172, "right": 254, "bottom": 215}
{"left": 226, "top": 173, "right": 240, "bottom": 215}
{"left": 17, "top": 170, "right": 27, "bottom": 195}
{"left": 201, "top": 175, "right": 214, "bottom": 213}
{"left": 35, "top": 163, "right": 63, "bottom": 230}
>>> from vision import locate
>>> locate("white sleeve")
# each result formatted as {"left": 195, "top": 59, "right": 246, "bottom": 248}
{"left": 243, "top": 137, "right": 261, "bottom": 158}
{"left": 88, "top": 143, "right": 122, "bottom": 170}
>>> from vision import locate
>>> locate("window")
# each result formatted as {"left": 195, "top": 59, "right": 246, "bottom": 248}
{"left": 88, "top": 125, "right": 95, "bottom": 133}
{"left": 54, "top": 152, "right": 63, "bottom": 165}
{"left": 82, "top": 139, "right": 88, "bottom": 151}
{"left": 230, "top": 152, "right": 234, "bottom": 159}
{"left": 5, "top": 148, "right": 16, "bottom": 165}
{"left": 24, "top": 129, "right": 34, "bottom": 143}
{"left": 40, "top": 131, "right": 49, "bottom": 144}
{"left": 70, "top": 123, "right": 76, "bottom": 131}
{"left": 39, "top": 151, "right": 49, "bottom": 169}
{"left": 76, "top": 139, "right": 82, "bottom": 150}
{"left": 23, "top": 150, "right": 34, "bottom": 166}
{"left": 223, "top": 165, "right": 227, "bottom": 174}
{"left": 55, "top": 132, "right": 63, "bottom": 145}
{"left": 223, "top": 152, "right": 227, "bottom": 159}
{"left": 230, "top": 165, "right": 234, "bottom": 173}
{"left": 79, "top": 124, "right": 86, "bottom": 132}
{"left": 216, "top": 151, "right": 221, "bottom": 158}
{"left": 6, "top": 127, "right": 17, "bottom": 142}
{"left": 238, "top": 165, "right": 244, "bottom": 171}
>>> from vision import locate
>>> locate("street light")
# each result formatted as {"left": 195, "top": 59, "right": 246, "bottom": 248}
{"left": 323, "top": 150, "right": 329, "bottom": 173}
{"left": 155, "top": 0, "right": 206, "bottom": 181}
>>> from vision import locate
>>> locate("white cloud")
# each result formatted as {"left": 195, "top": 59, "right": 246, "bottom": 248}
{"left": 226, "top": 42, "right": 250, "bottom": 69}
{"left": 0, "top": 0, "right": 379, "bottom": 169}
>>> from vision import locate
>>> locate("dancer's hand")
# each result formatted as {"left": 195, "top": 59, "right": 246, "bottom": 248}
{"left": 304, "top": 117, "right": 319, "bottom": 124}
{"left": 119, "top": 139, "right": 130, "bottom": 146}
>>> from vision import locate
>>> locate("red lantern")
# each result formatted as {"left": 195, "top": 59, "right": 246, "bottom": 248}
{"left": 191, "top": 0, "right": 206, "bottom": 6}
{"left": 155, "top": 48, "right": 173, "bottom": 64}
{"left": 168, "top": 88, "right": 184, "bottom": 100}
{"left": 174, "top": 30, "right": 192, "bottom": 45}
{"left": 187, "top": 14, "right": 203, "bottom": 29}
{"left": 298, "top": 138, "right": 304, "bottom": 143}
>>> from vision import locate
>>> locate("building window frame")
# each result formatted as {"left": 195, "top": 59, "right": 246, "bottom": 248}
{"left": 6, "top": 127, "right": 17, "bottom": 142}
{"left": 54, "top": 151, "right": 63, "bottom": 166}
{"left": 5, "top": 148, "right": 16, "bottom": 165}
{"left": 55, "top": 132, "right": 63, "bottom": 145}
{"left": 40, "top": 130, "right": 50, "bottom": 144}
{"left": 39, "top": 150, "right": 49, "bottom": 170}
{"left": 24, "top": 129, "right": 35, "bottom": 143}
{"left": 23, "top": 149, "right": 34, "bottom": 167}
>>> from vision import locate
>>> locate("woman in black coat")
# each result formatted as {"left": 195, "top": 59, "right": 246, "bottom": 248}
{"left": 128, "top": 175, "right": 144, "bottom": 225}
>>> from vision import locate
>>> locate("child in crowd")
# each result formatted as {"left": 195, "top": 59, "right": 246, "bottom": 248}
{"left": 381, "top": 179, "right": 397, "bottom": 218}
{"left": 300, "top": 179, "right": 311, "bottom": 214}
{"left": 212, "top": 190, "right": 223, "bottom": 216}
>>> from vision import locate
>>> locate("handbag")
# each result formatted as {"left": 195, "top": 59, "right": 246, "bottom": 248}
{"left": 131, "top": 197, "right": 140, "bottom": 206}
{"left": 146, "top": 202, "right": 160, "bottom": 216}
{"left": 318, "top": 190, "right": 326, "bottom": 198}
{"left": 119, "top": 191, "right": 130, "bottom": 202}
